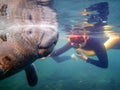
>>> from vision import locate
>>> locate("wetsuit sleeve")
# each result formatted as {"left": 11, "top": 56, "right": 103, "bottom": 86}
{"left": 50, "top": 42, "right": 73, "bottom": 63}
{"left": 50, "top": 42, "right": 72, "bottom": 56}
{"left": 86, "top": 41, "right": 108, "bottom": 68}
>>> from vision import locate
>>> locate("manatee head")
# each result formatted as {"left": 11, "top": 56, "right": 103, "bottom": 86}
{"left": 0, "top": 0, "right": 58, "bottom": 86}
{"left": 6, "top": 23, "right": 59, "bottom": 59}
{"left": 0, "top": 23, "right": 58, "bottom": 80}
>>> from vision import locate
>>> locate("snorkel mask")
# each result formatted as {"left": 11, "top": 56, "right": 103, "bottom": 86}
{"left": 68, "top": 32, "right": 87, "bottom": 46}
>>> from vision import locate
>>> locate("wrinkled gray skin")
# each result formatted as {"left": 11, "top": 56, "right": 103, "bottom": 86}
{"left": 0, "top": 0, "right": 58, "bottom": 86}
{"left": 0, "top": 26, "right": 58, "bottom": 79}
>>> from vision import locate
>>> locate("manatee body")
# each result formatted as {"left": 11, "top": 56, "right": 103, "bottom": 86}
{"left": 0, "top": 0, "right": 58, "bottom": 86}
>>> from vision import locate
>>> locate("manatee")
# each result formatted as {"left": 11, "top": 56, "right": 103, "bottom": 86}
{"left": 0, "top": 0, "right": 58, "bottom": 86}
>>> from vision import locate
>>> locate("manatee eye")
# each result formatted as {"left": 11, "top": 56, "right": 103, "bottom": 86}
{"left": 26, "top": 30, "right": 33, "bottom": 37}
{"left": 28, "top": 30, "right": 32, "bottom": 34}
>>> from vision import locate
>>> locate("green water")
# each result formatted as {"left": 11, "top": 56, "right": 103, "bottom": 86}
{"left": 0, "top": 0, "right": 120, "bottom": 90}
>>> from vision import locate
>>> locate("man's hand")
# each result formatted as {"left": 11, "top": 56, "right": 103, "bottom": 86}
{"left": 75, "top": 50, "right": 88, "bottom": 61}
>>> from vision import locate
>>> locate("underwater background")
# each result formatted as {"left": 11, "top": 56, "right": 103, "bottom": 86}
{"left": 0, "top": 0, "right": 120, "bottom": 90}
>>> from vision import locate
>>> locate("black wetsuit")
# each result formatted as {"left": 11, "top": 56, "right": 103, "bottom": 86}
{"left": 83, "top": 37, "right": 108, "bottom": 68}
{"left": 50, "top": 2, "right": 110, "bottom": 68}
{"left": 50, "top": 36, "right": 108, "bottom": 68}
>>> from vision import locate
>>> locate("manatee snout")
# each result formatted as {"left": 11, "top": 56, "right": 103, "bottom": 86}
{"left": 38, "top": 25, "right": 59, "bottom": 57}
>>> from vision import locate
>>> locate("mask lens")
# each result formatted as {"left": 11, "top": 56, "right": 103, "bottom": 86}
{"left": 68, "top": 34, "right": 85, "bottom": 45}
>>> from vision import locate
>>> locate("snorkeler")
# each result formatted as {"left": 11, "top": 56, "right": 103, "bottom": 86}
{"left": 50, "top": 30, "right": 109, "bottom": 68}
{"left": 50, "top": 2, "right": 120, "bottom": 68}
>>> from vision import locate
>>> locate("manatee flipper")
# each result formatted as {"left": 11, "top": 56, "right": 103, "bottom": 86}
{"left": 25, "top": 64, "right": 38, "bottom": 87}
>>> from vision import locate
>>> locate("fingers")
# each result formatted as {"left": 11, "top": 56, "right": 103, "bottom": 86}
{"left": 75, "top": 51, "right": 88, "bottom": 61}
